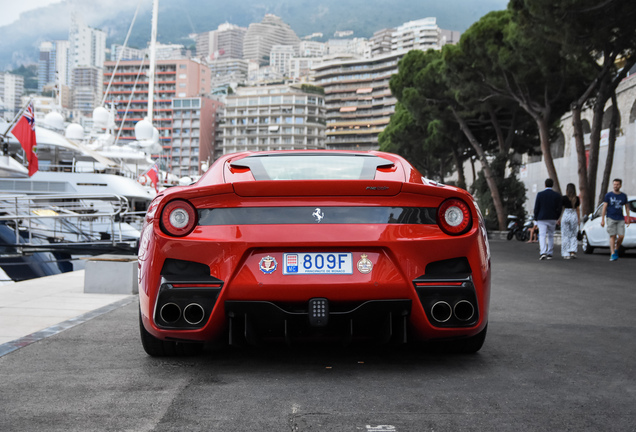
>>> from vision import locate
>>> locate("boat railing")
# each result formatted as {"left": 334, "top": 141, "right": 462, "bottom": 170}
{"left": 37, "top": 162, "right": 142, "bottom": 179}
{"left": 0, "top": 193, "right": 141, "bottom": 253}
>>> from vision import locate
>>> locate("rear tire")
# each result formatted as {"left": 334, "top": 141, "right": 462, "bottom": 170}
{"left": 506, "top": 231, "right": 514, "bottom": 240}
{"left": 582, "top": 233, "right": 594, "bottom": 254}
{"left": 515, "top": 230, "right": 526, "bottom": 241}
{"left": 139, "top": 309, "right": 204, "bottom": 357}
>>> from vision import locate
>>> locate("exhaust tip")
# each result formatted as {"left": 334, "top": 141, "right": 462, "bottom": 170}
{"left": 183, "top": 303, "right": 205, "bottom": 325}
{"left": 431, "top": 301, "right": 452, "bottom": 323}
{"left": 454, "top": 300, "right": 475, "bottom": 321}
{"left": 160, "top": 302, "right": 181, "bottom": 324}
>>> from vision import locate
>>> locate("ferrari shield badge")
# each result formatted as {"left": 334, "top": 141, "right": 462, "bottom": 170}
{"left": 357, "top": 254, "right": 373, "bottom": 274}
{"left": 259, "top": 255, "right": 278, "bottom": 274}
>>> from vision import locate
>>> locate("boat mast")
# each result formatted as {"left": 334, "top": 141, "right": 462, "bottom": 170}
{"left": 147, "top": 0, "right": 158, "bottom": 124}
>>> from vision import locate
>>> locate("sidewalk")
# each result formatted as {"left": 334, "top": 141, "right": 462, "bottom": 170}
{"left": 0, "top": 270, "right": 135, "bottom": 357}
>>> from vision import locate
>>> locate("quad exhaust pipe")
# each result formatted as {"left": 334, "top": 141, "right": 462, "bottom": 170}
{"left": 160, "top": 303, "right": 181, "bottom": 324}
{"left": 159, "top": 302, "right": 206, "bottom": 325}
{"left": 183, "top": 303, "right": 205, "bottom": 325}
{"left": 430, "top": 300, "right": 475, "bottom": 323}
{"left": 453, "top": 300, "right": 475, "bottom": 322}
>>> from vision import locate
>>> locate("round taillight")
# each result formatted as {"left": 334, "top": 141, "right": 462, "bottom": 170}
{"left": 160, "top": 200, "right": 197, "bottom": 237}
{"left": 437, "top": 198, "right": 472, "bottom": 235}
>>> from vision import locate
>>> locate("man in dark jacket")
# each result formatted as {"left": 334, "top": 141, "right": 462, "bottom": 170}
{"left": 533, "top": 178, "right": 563, "bottom": 260}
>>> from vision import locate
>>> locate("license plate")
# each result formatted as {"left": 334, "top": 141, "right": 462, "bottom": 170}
{"left": 283, "top": 253, "right": 353, "bottom": 275}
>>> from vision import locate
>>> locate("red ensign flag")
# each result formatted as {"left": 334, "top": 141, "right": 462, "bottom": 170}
{"left": 11, "top": 102, "right": 38, "bottom": 176}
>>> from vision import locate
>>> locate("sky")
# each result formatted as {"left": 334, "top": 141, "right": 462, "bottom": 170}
{"left": 0, "top": 0, "right": 63, "bottom": 27}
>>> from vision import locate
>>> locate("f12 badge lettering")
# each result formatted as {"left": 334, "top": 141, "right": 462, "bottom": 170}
{"left": 259, "top": 255, "right": 278, "bottom": 274}
{"left": 357, "top": 254, "right": 373, "bottom": 274}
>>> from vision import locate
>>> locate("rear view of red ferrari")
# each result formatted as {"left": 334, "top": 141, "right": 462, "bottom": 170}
{"left": 138, "top": 151, "right": 491, "bottom": 356}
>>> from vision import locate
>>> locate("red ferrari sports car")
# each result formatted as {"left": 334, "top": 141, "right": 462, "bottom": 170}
{"left": 138, "top": 151, "right": 491, "bottom": 356}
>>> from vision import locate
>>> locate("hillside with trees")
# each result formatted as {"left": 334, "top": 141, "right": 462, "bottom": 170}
{"left": 0, "top": 0, "right": 507, "bottom": 69}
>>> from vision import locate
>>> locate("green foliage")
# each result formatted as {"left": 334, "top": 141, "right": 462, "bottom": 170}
{"left": 9, "top": 65, "right": 38, "bottom": 90}
{"left": 299, "top": 84, "right": 325, "bottom": 95}
{"left": 472, "top": 157, "right": 528, "bottom": 230}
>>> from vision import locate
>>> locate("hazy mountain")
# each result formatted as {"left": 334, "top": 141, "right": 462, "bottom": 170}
{"left": 0, "top": 0, "right": 509, "bottom": 70}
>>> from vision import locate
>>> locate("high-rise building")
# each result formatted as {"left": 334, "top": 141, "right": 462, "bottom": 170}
{"left": 220, "top": 83, "right": 326, "bottom": 154}
{"left": 326, "top": 38, "right": 369, "bottom": 57}
{"left": 243, "top": 15, "right": 300, "bottom": 66}
{"left": 209, "top": 58, "right": 250, "bottom": 88}
{"left": 289, "top": 57, "right": 319, "bottom": 82}
{"left": 392, "top": 17, "right": 442, "bottom": 52}
{"left": 102, "top": 59, "right": 211, "bottom": 172}
{"left": 171, "top": 96, "right": 224, "bottom": 177}
{"left": 0, "top": 73, "right": 24, "bottom": 118}
{"left": 38, "top": 40, "right": 70, "bottom": 92}
{"left": 369, "top": 28, "right": 395, "bottom": 57}
{"left": 269, "top": 45, "right": 296, "bottom": 77}
{"left": 110, "top": 45, "right": 144, "bottom": 61}
{"left": 312, "top": 51, "right": 402, "bottom": 151}
{"left": 197, "top": 23, "right": 246, "bottom": 61}
{"left": 69, "top": 16, "right": 106, "bottom": 70}
{"left": 73, "top": 66, "right": 103, "bottom": 116}
{"left": 298, "top": 41, "right": 327, "bottom": 58}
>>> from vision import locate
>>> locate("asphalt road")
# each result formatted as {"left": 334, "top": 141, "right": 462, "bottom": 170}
{"left": 1, "top": 239, "right": 635, "bottom": 432}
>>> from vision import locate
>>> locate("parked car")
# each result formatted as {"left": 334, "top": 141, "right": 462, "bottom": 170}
{"left": 137, "top": 151, "right": 491, "bottom": 356}
{"left": 581, "top": 196, "right": 636, "bottom": 255}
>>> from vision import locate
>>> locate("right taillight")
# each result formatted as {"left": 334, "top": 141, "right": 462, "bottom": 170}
{"left": 160, "top": 199, "right": 197, "bottom": 237}
{"left": 437, "top": 198, "right": 472, "bottom": 235}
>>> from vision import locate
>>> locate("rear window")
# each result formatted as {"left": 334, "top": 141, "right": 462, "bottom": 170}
{"left": 230, "top": 154, "right": 394, "bottom": 180}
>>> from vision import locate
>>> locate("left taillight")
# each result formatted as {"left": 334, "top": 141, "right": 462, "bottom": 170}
{"left": 437, "top": 198, "right": 472, "bottom": 235}
{"left": 160, "top": 199, "right": 197, "bottom": 237}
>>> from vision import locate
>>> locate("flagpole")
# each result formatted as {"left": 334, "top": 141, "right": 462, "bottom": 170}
{"left": 2, "top": 98, "right": 32, "bottom": 138}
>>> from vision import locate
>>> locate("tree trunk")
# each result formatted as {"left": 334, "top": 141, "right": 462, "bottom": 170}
{"left": 536, "top": 116, "right": 561, "bottom": 194}
{"left": 450, "top": 145, "right": 467, "bottom": 190}
{"left": 571, "top": 106, "right": 591, "bottom": 216}
{"left": 587, "top": 90, "right": 607, "bottom": 209}
{"left": 599, "top": 92, "right": 619, "bottom": 204}
{"left": 452, "top": 108, "right": 507, "bottom": 230}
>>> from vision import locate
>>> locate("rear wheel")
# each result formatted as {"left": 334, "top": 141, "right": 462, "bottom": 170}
{"left": 506, "top": 231, "right": 514, "bottom": 240}
{"left": 515, "top": 230, "right": 526, "bottom": 241}
{"left": 582, "top": 232, "right": 594, "bottom": 254}
{"left": 139, "top": 309, "right": 204, "bottom": 357}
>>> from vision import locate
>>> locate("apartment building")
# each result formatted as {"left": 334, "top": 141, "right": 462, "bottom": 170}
{"left": 102, "top": 59, "right": 211, "bottom": 171}
{"left": 312, "top": 51, "right": 402, "bottom": 150}
{"left": 209, "top": 58, "right": 250, "bottom": 89}
{"left": 69, "top": 17, "right": 106, "bottom": 70}
{"left": 0, "top": 73, "right": 24, "bottom": 118}
{"left": 110, "top": 45, "right": 144, "bottom": 61}
{"left": 270, "top": 45, "right": 296, "bottom": 76}
{"left": 38, "top": 40, "right": 70, "bottom": 91}
{"left": 197, "top": 23, "right": 246, "bottom": 61}
{"left": 369, "top": 28, "right": 395, "bottom": 57}
{"left": 392, "top": 17, "right": 443, "bottom": 52}
{"left": 171, "top": 97, "right": 224, "bottom": 177}
{"left": 243, "top": 14, "right": 300, "bottom": 66}
{"left": 73, "top": 66, "right": 103, "bottom": 116}
{"left": 220, "top": 83, "right": 326, "bottom": 154}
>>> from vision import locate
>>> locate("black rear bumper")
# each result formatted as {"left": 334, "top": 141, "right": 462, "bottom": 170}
{"left": 225, "top": 299, "right": 411, "bottom": 346}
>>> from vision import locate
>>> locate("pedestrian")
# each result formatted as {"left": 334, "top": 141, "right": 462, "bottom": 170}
{"left": 601, "top": 178, "right": 631, "bottom": 261}
{"left": 525, "top": 219, "right": 538, "bottom": 243}
{"left": 533, "top": 178, "right": 563, "bottom": 260}
{"left": 558, "top": 183, "right": 580, "bottom": 259}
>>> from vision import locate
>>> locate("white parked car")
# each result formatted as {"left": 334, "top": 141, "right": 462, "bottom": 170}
{"left": 581, "top": 196, "right": 636, "bottom": 255}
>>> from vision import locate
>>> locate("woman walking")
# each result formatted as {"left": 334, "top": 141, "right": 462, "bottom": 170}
{"left": 559, "top": 183, "right": 580, "bottom": 259}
